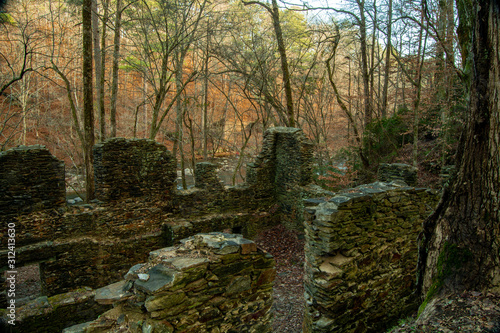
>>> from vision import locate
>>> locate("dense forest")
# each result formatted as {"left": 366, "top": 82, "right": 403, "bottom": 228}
{"left": 1, "top": 0, "right": 467, "bottom": 191}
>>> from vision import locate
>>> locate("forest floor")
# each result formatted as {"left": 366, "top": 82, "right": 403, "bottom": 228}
{"left": 254, "top": 224, "right": 305, "bottom": 333}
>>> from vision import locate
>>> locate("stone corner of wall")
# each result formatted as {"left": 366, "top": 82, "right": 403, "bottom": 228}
{"left": 302, "top": 181, "right": 440, "bottom": 333}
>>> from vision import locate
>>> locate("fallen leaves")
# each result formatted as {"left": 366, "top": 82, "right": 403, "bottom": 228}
{"left": 254, "top": 224, "right": 305, "bottom": 333}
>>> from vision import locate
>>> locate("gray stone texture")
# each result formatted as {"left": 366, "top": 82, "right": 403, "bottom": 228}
{"left": 8, "top": 289, "right": 111, "bottom": 333}
{"left": 378, "top": 163, "right": 418, "bottom": 186}
{"left": 247, "top": 127, "right": 314, "bottom": 230}
{"left": 194, "top": 162, "right": 224, "bottom": 190}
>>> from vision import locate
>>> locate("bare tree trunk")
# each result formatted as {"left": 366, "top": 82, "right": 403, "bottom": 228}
{"left": 369, "top": 0, "right": 377, "bottom": 117}
{"left": 381, "top": 0, "right": 392, "bottom": 118}
{"left": 99, "top": 0, "right": 109, "bottom": 140}
{"left": 203, "top": 20, "right": 210, "bottom": 161}
{"left": 356, "top": 0, "right": 372, "bottom": 127}
{"left": 412, "top": 3, "right": 427, "bottom": 168}
{"left": 270, "top": 0, "right": 294, "bottom": 127}
{"left": 83, "top": 0, "right": 95, "bottom": 202}
{"left": 324, "top": 28, "right": 370, "bottom": 169}
{"left": 418, "top": 0, "right": 500, "bottom": 299}
{"left": 174, "top": 55, "right": 187, "bottom": 190}
{"left": 91, "top": 0, "right": 103, "bottom": 141}
{"left": 110, "top": 0, "right": 122, "bottom": 138}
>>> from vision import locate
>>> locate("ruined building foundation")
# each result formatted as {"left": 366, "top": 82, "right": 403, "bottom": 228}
{"left": 0, "top": 128, "right": 439, "bottom": 332}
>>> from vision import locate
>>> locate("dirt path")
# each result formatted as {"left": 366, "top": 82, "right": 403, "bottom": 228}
{"left": 254, "top": 224, "right": 305, "bottom": 332}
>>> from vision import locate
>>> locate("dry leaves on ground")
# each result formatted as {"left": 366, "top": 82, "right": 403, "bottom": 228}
{"left": 254, "top": 224, "right": 305, "bottom": 333}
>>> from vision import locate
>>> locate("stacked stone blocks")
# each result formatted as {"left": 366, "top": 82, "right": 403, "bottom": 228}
{"left": 0, "top": 145, "right": 65, "bottom": 215}
{"left": 303, "top": 182, "right": 439, "bottom": 333}
{"left": 76, "top": 233, "right": 275, "bottom": 333}
{"left": 377, "top": 163, "right": 418, "bottom": 186}
{"left": 93, "top": 138, "right": 177, "bottom": 201}
{"left": 247, "top": 127, "right": 313, "bottom": 230}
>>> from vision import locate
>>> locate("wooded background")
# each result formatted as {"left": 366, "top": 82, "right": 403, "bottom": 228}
{"left": 0, "top": 0, "right": 467, "bottom": 190}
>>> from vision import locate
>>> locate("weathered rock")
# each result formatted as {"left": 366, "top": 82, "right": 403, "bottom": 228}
{"left": 195, "top": 162, "right": 224, "bottom": 191}
{"left": 246, "top": 127, "right": 314, "bottom": 230}
{"left": 378, "top": 163, "right": 418, "bottom": 186}
{"left": 0, "top": 289, "right": 111, "bottom": 333}
{"left": 95, "top": 280, "right": 133, "bottom": 305}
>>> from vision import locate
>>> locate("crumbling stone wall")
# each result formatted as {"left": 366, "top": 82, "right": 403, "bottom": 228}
{"left": 303, "top": 182, "right": 439, "bottom": 333}
{"left": 1, "top": 195, "right": 278, "bottom": 297}
{"left": 247, "top": 127, "right": 313, "bottom": 229}
{"left": 0, "top": 145, "right": 65, "bottom": 215}
{"left": 68, "top": 233, "right": 275, "bottom": 333}
{"left": 93, "top": 138, "right": 176, "bottom": 201}
{"left": 6, "top": 289, "right": 111, "bottom": 333}
{"left": 0, "top": 129, "right": 309, "bottom": 329}
{"left": 378, "top": 163, "right": 417, "bottom": 186}
{"left": 195, "top": 162, "right": 224, "bottom": 190}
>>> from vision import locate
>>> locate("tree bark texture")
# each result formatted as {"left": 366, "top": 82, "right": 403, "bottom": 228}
{"left": 110, "top": 0, "right": 122, "bottom": 138}
{"left": 356, "top": 0, "right": 372, "bottom": 127}
{"left": 83, "top": 0, "right": 95, "bottom": 202}
{"left": 418, "top": 0, "right": 500, "bottom": 297}
{"left": 91, "top": 0, "right": 103, "bottom": 141}
{"left": 271, "top": 0, "right": 295, "bottom": 127}
{"left": 381, "top": 0, "right": 392, "bottom": 118}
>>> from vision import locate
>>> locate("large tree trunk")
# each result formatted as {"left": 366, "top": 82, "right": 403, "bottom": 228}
{"left": 83, "top": 0, "right": 95, "bottom": 202}
{"left": 417, "top": 0, "right": 500, "bottom": 298}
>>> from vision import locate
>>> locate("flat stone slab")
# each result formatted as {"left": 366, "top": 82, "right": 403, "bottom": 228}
{"left": 164, "top": 257, "right": 209, "bottom": 271}
{"left": 62, "top": 321, "right": 93, "bottom": 333}
{"left": 95, "top": 280, "right": 133, "bottom": 305}
{"left": 134, "top": 264, "right": 180, "bottom": 294}
{"left": 179, "top": 232, "right": 257, "bottom": 255}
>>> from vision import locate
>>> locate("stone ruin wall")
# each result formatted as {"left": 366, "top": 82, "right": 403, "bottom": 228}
{"left": 93, "top": 138, "right": 177, "bottom": 201}
{"left": 0, "top": 128, "right": 440, "bottom": 332}
{"left": 0, "top": 127, "right": 312, "bottom": 331}
{"left": 377, "top": 163, "right": 418, "bottom": 187}
{"left": 67, "top": 233, "right": 275, "bottom": 333}
{"left": 303, "top": 182, "right": 439, "bottom": 333}
{"left": 247, "top": 127, "right": 314, "bottom": 230}
{"left": 0, "top": 145, "right": 66, "bottom": 215}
